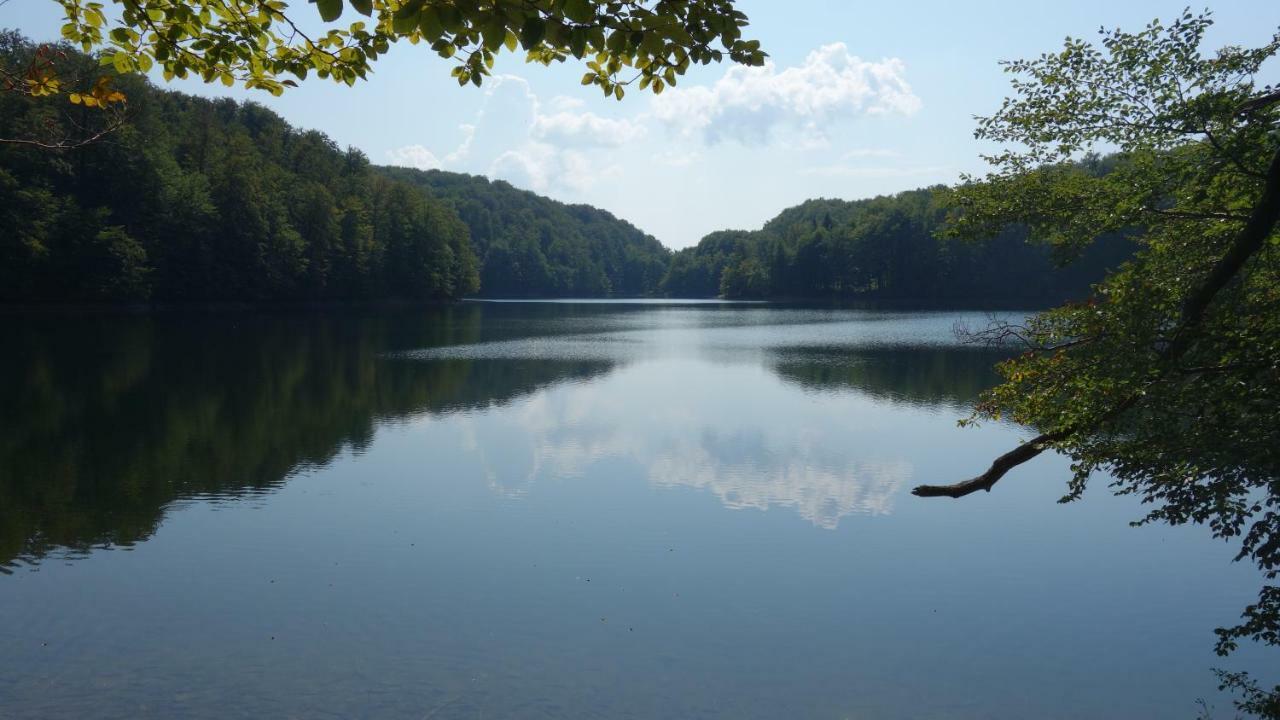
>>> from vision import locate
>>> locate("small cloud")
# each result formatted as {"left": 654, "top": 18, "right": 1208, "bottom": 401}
{"left": 385, "top": 144, "right": 442, "bottom": 170}
{"left": 386, "top": 79, "right": 634, "bottom": 196}
{"left": 490, "top": 144, "right": 555, "bottom": 190}
{"left": 489, "top": 146, "right": 621, "bottom": 194}
{"left": 532, "top": 107, "right": 646, "bottom": 147}
{"left": 446, "top": 124, "right": 476, "bottom": 164}
{"left": 652, "top": 43, "right": 921, "bottom": 146}
{"left": 545, "top": 95, "right": 587, "bottom": 112}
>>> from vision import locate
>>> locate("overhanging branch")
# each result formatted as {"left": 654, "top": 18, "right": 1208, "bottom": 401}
{"left": 912, "top": 431, "right": 1066, "bottom": 498}
{"left": 913, "top": 140, "right": 1280, "bottom": 499}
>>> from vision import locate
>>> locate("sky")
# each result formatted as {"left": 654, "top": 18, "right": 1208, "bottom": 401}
{"left": 4, "top": 1, "right": 1277, "bottom": 248}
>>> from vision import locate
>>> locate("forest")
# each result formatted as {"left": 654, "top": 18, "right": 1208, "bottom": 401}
{"left": 384, "top": 167, "right": 672, "bottom": 298}
{"left": 2, "top": 31, "right": 1128, "bottom": 305}
{"left": 1, "top": 31, "right": 476, "bottom": 302}
{"left": 664, "top": 184, "right": 1133, "bottom": 302}
{"left": 0, "top": 31, "right": 672, "bottom": 303}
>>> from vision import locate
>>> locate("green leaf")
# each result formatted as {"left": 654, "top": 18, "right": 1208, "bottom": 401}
{"left": 418, "top": 8, "right": 445, "bottom": 40}
{"left": 519, "top": 17, "right": 546, "bottom": 49}
{"left": 315, "top": 0, "right": 343, "bottom": 23}
{"left": 606, "top": 29, "right": 626, "bottom": 53}
{"left": 569, "top": 28, "right": 586, "bottom": 59}
{"left": 436, "top": 5, "right": 462, "bottom": 32}
{"left": 349, "top": 0, "right": 372, "bottom": 16}
{"left": 563, "top": 0, "right": 593, "bottom": 24}
{"left": 391, "top": 9, "right": 419, "bottom": 34}
{"left": 481, "top": 21, "right": 504, "bottom": 52}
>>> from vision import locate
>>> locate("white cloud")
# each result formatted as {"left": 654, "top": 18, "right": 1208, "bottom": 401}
{"left": 489, "top": 143, "right": 556, "bottom": 190}
{"left": 385, "top": 77, "right": 629, "bottom": 195}
{"left": 384, "top": 144, "right": 442, "bottom": 170}
{"left": 445, "top": 123, "right": 476, "bottom": 164}
{"left": 532, "top": 108, "right": 646, "bottom": 147}
{"left": 651, "top": 43, "right": 922, "bottom": 145}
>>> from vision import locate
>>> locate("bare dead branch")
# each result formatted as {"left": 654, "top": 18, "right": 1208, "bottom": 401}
{"left": 912, "top": 431, "right": 1067, "bottom": 498}
{"left": 0, "top": 113, "right": 127, "bottom": 150}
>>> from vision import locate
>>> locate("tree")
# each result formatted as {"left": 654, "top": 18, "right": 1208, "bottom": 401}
{"left": 49, "top": 0, "right": 764, "bottom": 98}
{"left": 906, "top": 11, "right": 1280, "bottom": 713}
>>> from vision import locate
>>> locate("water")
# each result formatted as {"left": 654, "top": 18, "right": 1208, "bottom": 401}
{"left": 0, "top": 301, "right": 1268, "bottom": 719}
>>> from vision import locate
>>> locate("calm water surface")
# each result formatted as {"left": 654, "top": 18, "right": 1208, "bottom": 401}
{"left": 0, "top": 302, "right": 1268, "bottom": 718}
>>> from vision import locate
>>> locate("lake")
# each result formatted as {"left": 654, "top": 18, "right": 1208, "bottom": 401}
{"left": 0, "top": 301, "right": 1267, "bottom": 719}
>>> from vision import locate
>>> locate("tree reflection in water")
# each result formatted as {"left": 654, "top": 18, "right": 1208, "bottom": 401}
{"left": 0, "top": 305, "right": 1015, "bottom": 566}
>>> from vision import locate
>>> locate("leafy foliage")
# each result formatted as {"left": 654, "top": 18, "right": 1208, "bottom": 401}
{"left": 3, "top": 33, "right": 675, "bottom": 302}
{"left": 1, "top": 33, "right": 478, "bottom": 301}
{"left": 0, "top": 29, "right": 127, "bottom": 148}
{"left": 926, "top": 10, "right": 1280, "bottom": 712}
{"left": 663, "top": 190, "right": 1131, "bottom": 302}
{"left": 49, "top": 0, "right": 764, "bottom": 98}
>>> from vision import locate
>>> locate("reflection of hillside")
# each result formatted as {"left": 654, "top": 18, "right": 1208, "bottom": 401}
{"left": 770, "top": 345, "right": 1013, "bottom": 407}
{"left": 0, "top": 311, "right": 613, "bottom": 568}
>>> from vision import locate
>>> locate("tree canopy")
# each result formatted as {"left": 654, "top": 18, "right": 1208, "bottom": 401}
{"left": 48, "top": 0, "right": 764, "bottom": 98}
{"left": 906, "top": 11, "right": 1280, "bottom": 713}
{"left": 1, "top": 31, "right": 677, "bottom": 301}
{"left": 661, "top": 186, "right": 1131, "bottom": 303}
{"left": 1, "top": 31, "right": 480, "bottom": 301}
{"left": 386, "top": 166, "right": 671, "bottom": 297}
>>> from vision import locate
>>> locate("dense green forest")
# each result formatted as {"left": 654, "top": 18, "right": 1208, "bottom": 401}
{"left": 2, "top": 32, "right": 1128, "bottom": 305}
{"left": 1, "top": 32, "right": 482, "bottom": 302}
{"left": 0, "top": 32, "right": 670, "bottom": 302}
{"left": 384, "top": 167, "right": 672, "bottom": 297}
{"left": 663, "top": 186, "right": 1133, "bottom": 301}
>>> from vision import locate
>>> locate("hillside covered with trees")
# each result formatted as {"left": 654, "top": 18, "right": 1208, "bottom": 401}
{"left": 2, "top": 32, "right": 1126, "bottom": 306}
{"left": 1, "top": 32, "right": 478, "bottom": 302}
{"left": 384, "top": 168, "right": 671, "bottom": 297}
{"left": 663, "top": 184, "right": 1133, "bottom": 302}
{"left": 0, "top": 32, "right": 671, "bottom": 303}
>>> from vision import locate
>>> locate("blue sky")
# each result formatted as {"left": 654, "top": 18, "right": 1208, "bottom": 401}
{"left": 5, "top": 1, "right": 1277, "bottom": 247}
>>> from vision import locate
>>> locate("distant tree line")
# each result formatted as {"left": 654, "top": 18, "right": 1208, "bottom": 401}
{"left": 662, "top": 182, "right": 1133, "bottom": 302}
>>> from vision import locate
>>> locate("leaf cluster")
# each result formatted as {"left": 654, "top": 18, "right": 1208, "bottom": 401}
{"left": 50, "top": 0, "right": 765, "bottom": 98}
